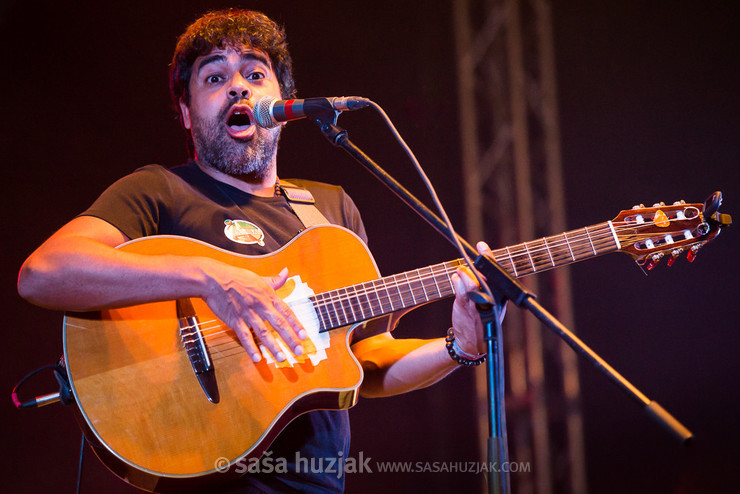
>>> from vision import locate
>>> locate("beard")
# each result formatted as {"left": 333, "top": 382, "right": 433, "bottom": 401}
{"left": 190, "top": 108, "right": 281, "bottom": 182}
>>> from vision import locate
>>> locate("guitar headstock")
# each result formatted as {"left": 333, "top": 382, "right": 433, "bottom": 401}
{"left": 612, "top": 191, "right": 731, "bottom": 272}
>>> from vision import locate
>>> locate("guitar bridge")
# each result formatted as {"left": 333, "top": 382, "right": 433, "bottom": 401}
{"left": 177, "top": 299, "right": 220, "bottom": 404}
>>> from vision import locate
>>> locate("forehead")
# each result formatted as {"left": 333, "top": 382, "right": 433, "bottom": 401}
{"left": 193, "top": 45, "right": 274, "bottom": 73}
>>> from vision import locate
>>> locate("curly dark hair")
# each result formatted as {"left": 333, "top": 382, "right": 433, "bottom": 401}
{"left": 169, "top": 9, "right": 296, "bottom": 111}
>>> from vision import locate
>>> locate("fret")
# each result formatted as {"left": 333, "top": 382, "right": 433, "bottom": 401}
{"left": 341, "top": 288, "right": 361, "bottom": 322}
{"left": 584, "top": 226, "right": 597, "bottom": 255}
{"left": 522, "top": 242, "right": 536, "bottom": 273}
{"left": 395, "top": 275, "right": 407, "bottom": 307}
{"left": 379, "top": 278, "right": 395, "bottom": 312}
{"left": 504, "top": 247, "right": 518, "bottom": 277}
{"left": 542, "top": 237, "right": 556, "bottom": 267}
{"left": 415, "top": 267, "right": 429, "bottom": 301}
{"left": 430, "top": 267, "right": 442, "bottom": 299}
{"left": 432, "top": 264, "right": 454, "bottom": 297}
{"left": 594, "top": 222, "right": 619, "bottom": 253}
{"left": 403, "top": 272, "right": 417, "bottom": 305}
{"left": 372, "top": 279, "right": 393, "bottom": 313}
{"left": 318, "top": 293, "right": 337, "bottom": 329}
{"left": 381, "top": 277, "right": 394, "bottom": 311}
{"left": 312, "top": 293, "right": 328, "bottom": 330}
{"left": 548, "top": 232, "right": 575, "bottom": 264}
{"left": 563, "top": 232, "right": 576, "bottom": 261}
{"left": 413, "top": 269, "right": 430, "bottom": 303}
{"left": 419, "top": 266, "right": 438, "bottom": 301}
{"left": 354, "top": 284, "right": 371, "bottom": 319}
{"left": 333, "top": 292, "right": 348, "bottom": 325}
{"left": 364, "top": 280, "right": 382, "bottom": 316}
{"left": 350, "top": 285, "right": 367, "bottom": 320}
{"left": 392, "top": 273, "right": 413, "bottom": 309}
{"left": 508, "top": 245, "right": 536, "bottom": 277}
{"left": 607, "top": 220, "right": 621, "bottom": 250}
{"left": 522, "top": 241, "right": 540, "bottom": 273}
{"left": 443, "top": 264, "right": 454, "bottom": 287}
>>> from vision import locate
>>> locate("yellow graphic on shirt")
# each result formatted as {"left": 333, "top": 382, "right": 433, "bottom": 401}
{"left": 224, "top": 219, "right": 265, "bottom": 246}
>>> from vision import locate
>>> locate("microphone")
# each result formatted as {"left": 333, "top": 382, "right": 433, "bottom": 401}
{"left": 253, "top": 96, "right": 370, "bottom": 128}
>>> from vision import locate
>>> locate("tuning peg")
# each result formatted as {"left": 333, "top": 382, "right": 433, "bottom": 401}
{"left": 652, "top": 202, "right": 666, "bottom": 207}
{"left": 672, "top": 200, "right": 686, "bottom": 206}
{"left": 686, "top": 244, "right": 701, "bottom": 262}
{"left": 666, "top": 248, "right": 683, "bottom": 267}
{"left": 645, "top": 253, "right": 664, "bottom": 271}
{"left": 632, "top": 204, "right": 645, "bottom": 209}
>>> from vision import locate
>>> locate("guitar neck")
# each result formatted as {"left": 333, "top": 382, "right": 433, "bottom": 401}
{"left": 311, "top": 221, "right": 620, "bottom": 331}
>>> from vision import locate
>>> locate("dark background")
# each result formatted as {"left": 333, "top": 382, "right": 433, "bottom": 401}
{"left": 1, "top": 1, "right": 737, "bottom": 492}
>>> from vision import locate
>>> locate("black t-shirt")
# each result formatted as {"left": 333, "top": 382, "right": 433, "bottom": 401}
{"left": 81, "top": 161, "right": 368, "bottom": 493}
{"left": 83, "top": 161, "right": 367, "bottom": 251}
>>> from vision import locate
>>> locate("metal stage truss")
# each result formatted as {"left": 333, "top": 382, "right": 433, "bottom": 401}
{"left": 453, "top": 1, "right": 587, "bottom": 492}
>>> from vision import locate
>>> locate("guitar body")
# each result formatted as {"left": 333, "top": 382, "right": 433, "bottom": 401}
{"left": 64, "top": 226, "right": 382, "bottom": 492}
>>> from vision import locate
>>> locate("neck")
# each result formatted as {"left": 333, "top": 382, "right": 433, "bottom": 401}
{"left": 194, "top": 159, "right": 278, "bottom": 197}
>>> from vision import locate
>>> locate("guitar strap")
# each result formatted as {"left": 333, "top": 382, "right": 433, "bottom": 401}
{"left": 278, "top": 180, "right": 331, "bottom": 228}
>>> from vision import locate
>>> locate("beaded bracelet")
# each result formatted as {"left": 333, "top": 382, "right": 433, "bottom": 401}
{"left": 445, "top": 327, "right": 486, "bottom": 366}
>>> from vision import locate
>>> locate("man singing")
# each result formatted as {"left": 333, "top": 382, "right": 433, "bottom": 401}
{"left": 18, "top": 9, "right": 493, "bottom": 493}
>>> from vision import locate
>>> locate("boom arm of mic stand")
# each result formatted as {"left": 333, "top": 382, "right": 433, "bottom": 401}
{"left": 318, "top": 122, "right": 475, "bottom": 255}
{"left": 318, "top": 121, "right": 693, "bottom": 443}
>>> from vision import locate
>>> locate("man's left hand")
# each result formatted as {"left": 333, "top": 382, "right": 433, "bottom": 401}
{"left": 450, "top": 241, "right": 503, "bottom": 356}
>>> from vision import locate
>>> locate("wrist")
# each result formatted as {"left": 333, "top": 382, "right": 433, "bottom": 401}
{"left": 445, "top": 327, "right": 485, "bottom": 366}
{"left": 452, "top": 338, "right": 484, "bottom": 361}
{"left": 168, "top": 254, "right": 218, "bottom": 299}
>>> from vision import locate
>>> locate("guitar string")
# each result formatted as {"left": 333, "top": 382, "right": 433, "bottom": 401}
{"left": 183, "top": 215, "right": 687, "bottom": 342}
{"left": 179, "top": 216, "right": 697, "bottom": 348}
{"left": 179, "top": 261, "right": 463, "bottom": 347}
{"left": 179, "top": 261, "right": 463, "bottom": 342}
{"left": 179, "top": 226, "right": 640, "bottom": 360}
{"left": 180, "top": 235, "right": 677, "bottom": 347}
{"left": 207, "top": 218, "right": 673, "bottom": 334}
{"left": 181, "top": 239, "right": 621, "bottom": 350}
{"left": 181, "top": 218, "right": 688, "bottom": 344}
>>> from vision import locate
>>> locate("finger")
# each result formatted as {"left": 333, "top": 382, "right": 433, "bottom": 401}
{"left": 451, "top": 272, "right": 466, "bottom": 298}
{"left": 273, "top": 298, "right": 308, "bottom": 340}
{"left": 262, "top": 269, "right": 308, "bottom": 343}
{"left": 244, "top": 290, "right": 307, "bottom": 357}
{"left": 245, "top": 311, "right": 288, "bottom": 362}
{"left": 454, "top": 267, "right": 480, "bottom": 293}
{"left": 231, "top": 318, "right": 263, "bottom": 363}
{"left": 451, "top": 272, "right": 477, "bottom": 312}
{"left": 260, "top": 303, "right": 305, "bottom": 356}
{"left": 266, "top": 267, "right": 289, "bottom": 290}
{"left": 249, "top": 286, "right": 307, "bottom": 346}
{"left": 476, "top": 241, "right": 492, "bottom": 254}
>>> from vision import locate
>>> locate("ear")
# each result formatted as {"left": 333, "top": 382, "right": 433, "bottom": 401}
{"left": 179, "top": 98, "right": 192, "bottom": 130}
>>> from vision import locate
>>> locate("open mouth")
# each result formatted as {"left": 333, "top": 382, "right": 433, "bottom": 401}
{"left": 225, "top": 106, "right": 256, "bottom": 139}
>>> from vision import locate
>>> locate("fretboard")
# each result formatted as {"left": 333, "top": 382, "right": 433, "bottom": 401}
{"left": 310, "top": 221, "right": 620, "bottom": 331}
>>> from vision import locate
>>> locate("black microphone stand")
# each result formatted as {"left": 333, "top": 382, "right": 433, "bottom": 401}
{"left": 313, "top": 118, "right": 692, "bottom": 494}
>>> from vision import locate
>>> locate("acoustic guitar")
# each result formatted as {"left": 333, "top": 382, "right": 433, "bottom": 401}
{"left": 63, "top": 194, "right": 729, "bottom": 492}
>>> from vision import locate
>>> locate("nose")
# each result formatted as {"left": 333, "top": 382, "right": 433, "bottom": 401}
{"left": 228, "top": 73, "right": 250, "bottom": 99}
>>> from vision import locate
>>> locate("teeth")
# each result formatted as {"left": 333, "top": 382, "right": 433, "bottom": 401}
{"left": 228, "top": 112, "right": 251, "bottom": 127}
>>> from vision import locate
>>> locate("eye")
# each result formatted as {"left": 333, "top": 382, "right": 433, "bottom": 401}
{"left": 246, "top": 71, "right": 265, "bottom": 81}
{"left": 205, "top": 74, "right": 223, "bottom": 84}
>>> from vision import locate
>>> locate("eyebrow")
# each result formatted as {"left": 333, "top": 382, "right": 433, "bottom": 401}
{"left": 195, "top": 52, "right": 272, "bottom": 76}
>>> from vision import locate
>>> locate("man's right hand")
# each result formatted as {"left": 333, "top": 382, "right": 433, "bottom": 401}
{"left": 199, "top": 261, "right": 307, "bottom": 363}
